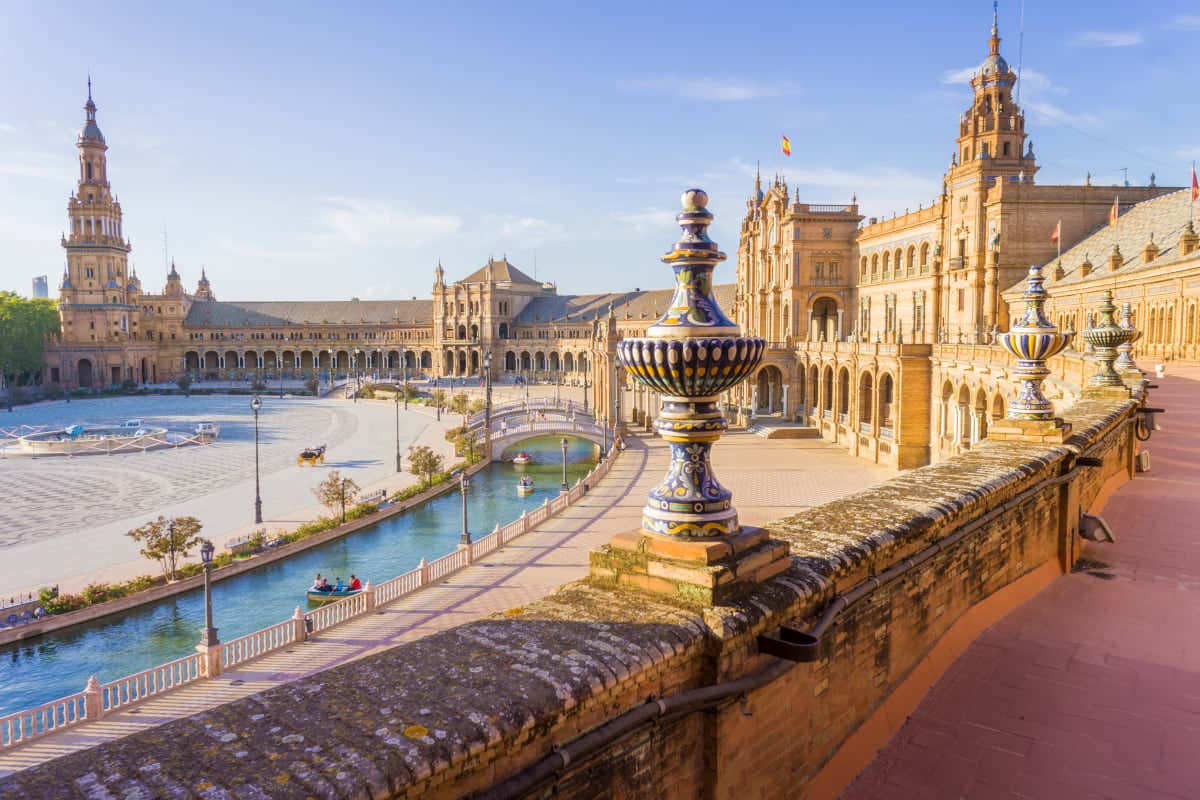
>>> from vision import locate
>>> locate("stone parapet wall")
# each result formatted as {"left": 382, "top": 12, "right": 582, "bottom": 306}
{"left": 0, "top": 392, "right": 1143, "bottom": 799}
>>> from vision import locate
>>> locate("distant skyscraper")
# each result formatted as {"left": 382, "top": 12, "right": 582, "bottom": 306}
{"left": 32, "top": 275, "right": 48, "bottom": 298}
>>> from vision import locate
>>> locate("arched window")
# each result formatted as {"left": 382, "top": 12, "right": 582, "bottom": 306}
{"left": 871, "top": 254, "right": 879, "bottom": 279}
{"left": 919, "top": 243, "right": 930, "bottom": 273}
{"left": 882, "top": 252, "right": 891, "bottom": 278}
{"left": 858, "top": 373, "right": 874, "bottom": 426}
{"left": 906, "top": 247, "right": 916, "bottom": 276}
{"left": 838, "top": 368, "right": 850, "bottom": 417}
{"left": 878, "top": 374, "right": 895, "bottom": 427}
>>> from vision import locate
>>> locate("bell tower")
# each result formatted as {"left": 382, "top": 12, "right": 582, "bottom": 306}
{"left": 61, "top": 79, "right": 132, "bottom": 308}
{"left": 948, "top": 4, "right": 1037, "bottom": 185}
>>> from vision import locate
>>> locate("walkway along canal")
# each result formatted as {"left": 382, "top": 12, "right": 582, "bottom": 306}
{"left": 0, "top": 435, "right": 597, "bottom": 718}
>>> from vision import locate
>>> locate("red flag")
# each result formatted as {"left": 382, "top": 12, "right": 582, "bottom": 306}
{"left": 1108, "top": 196, "right": 1119, "bottom": 226}
{"left": 1191, "top": 162, "right": 1198, "bottom": 202}
{"left": 781, "top": 134, "right": 791, "bottom": 157}
{"left": 1050, "top": 220, "right": 1061, "bottom": 243}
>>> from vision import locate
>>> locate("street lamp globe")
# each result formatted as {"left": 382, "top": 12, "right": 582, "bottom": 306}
{"left": 250, "top": 395, "right": 262, "bottom": 413}
{"left": 200, "top": 539, "right": 215, "bottom": 564}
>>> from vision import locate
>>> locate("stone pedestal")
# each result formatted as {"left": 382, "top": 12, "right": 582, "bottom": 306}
{"left": 589, "top": 527, "right": 790, "bottom": 607}
{"left": 988, "top": 418, "right": 1072, "bottom": 444}
{"left": 1082, "top": 384, "right": 1132, "bottom": 401}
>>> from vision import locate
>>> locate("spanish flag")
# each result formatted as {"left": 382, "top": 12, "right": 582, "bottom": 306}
{"left": 1108, "top": 195, "right": 1119, "bottom": 226}
{"left": 1191, "top": 162, "right": 1198, "bottom": 203}
{"left": 781, "top": 134, "right": 791, "bottom": 157}
{"left": 1050, "top": 219, "right": 1061, "bottom": 243}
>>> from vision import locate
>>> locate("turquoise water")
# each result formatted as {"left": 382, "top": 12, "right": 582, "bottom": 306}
{"left": 0, "top": 435, "right": 596, "bottom": 716}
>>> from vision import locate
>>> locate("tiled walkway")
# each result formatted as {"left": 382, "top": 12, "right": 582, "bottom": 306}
{"left": 845, "top": 367, "right": 1200, "bottom": 800}
{"left": 0, "top": 429, "right": 889, "bottom": 777}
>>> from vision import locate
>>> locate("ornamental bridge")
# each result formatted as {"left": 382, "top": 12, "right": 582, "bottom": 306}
{"left": 486, "top": 419, "right": 611, "bottom": 458}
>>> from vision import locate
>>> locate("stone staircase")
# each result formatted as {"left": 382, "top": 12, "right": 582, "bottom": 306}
{"left": 745, "top": 419, "right": 820, "bottom": 439}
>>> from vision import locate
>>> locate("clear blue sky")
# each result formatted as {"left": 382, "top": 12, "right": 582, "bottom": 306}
{"left": 2, "top": 1, "right": 1196, "bottom": 300}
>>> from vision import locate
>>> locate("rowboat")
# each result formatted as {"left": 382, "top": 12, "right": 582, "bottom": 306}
{"left": 517, "top": 476, "right": 535, "bottom": 496}
{"left": 512, "top": 451, "right": 532, "bottom": 466}
{"left": 306, "top": 587, "right": 362, "bottom": 604}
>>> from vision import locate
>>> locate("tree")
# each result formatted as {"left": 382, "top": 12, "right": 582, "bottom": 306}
{"left": 468, "top": 398, "right": 486, "bottom": 415}
{"left": 0, "top": 292, "right": 60, "bottom": 410}
{"left": 407, "top": 445, "right": 444, "bottom": 488}
{"left": 305, "top": 377, "right": 320, "bottom": 396}
{"left": 314, "top": 470, "right": 361, "bottom": 523}
{"left": 431, "top": 388, "right": 447, "bottom": 412}
{"left": 176, "top": 374, "right": 193, "bottom": 397}
{"left": 126, "top": 516, "right": 203, "bottom": 581}
{"left": 452, "top": 430, "right": 478, "bottom": 462}
{"left": 402, "top": 383, "right": 419, "bottom": 401}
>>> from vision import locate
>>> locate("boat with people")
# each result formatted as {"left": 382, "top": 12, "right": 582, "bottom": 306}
{"left": 512, "top": 451, "right": 532, "bottom": 466}
{"left": 306, "top": 574, "right": 363, "bottom": 603}
{"left": 517, "top": 475, "right": 535, "bottom": 496}
{"left": 298, "top": 444, "right": 327, "bottom": 465}
{"left": 194, "top": 421, "right": 221, "bottom": 438}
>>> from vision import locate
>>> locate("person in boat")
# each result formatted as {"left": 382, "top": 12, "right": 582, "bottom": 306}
{"left": 348, "top": 575, "right": 362, "bottom": 591}
{"left": 316, "top": 576, "right": 331, "bottom": 592}
{"left": 334, "top": 577, "right": 345, "bottom": 592}
{"left": 310, "top": 573, "right": 324, "bottom": 591}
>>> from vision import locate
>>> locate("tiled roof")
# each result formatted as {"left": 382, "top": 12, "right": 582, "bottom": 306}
{"left": 459, "top": 257, "right": 540, "bottom": 285}
{"left": 1040, "top": 188, "right": 1198, "bottom": 290}
{"left": 512, "top": 284, "right": 736, "bottom": 324}
{"left": 185, "top": 300, "right": 433, "bottom": 327}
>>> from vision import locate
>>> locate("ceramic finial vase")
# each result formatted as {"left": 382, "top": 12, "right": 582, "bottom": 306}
{"left": 996, "top": 265, "right": 1072, "bottom": 420}
{"left": 1082, "top": 290, "right": 1133, "bottom": 388}
{"left": 617, "top": 189, "right": 764, "bottom": 538}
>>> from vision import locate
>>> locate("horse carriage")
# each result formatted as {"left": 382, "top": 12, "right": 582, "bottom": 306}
{"left": 298, "top": 444, "right": 327, "bottom": 466}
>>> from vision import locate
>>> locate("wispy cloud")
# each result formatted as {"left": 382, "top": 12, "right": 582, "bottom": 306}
{"left": 1071, "top": 30, "right": 1144, "bottom": 47}
{"left": 0, "top": 123, "right": 16, "bottom": 134}
{"left": 0, "top": 154, "right": 73, "bottom": 182}
{"left": 622, "top": 76, "right": 799, "bottom": 102}
{"left": 312, "top": 196, "right": 463, "bottom": 248}
{"left": 484, "top": 214, "right": 565, "bottom": 248}
{"left": 1165, "top": 14, "right": 1200, "bottom": 30}
{"left": 1176, "top": 146, "right": 1200, "bottom": 160}
{"left": 610, "top": 208, "right": 677, "bottom": 234}
{"left": 214, "top": 236, "right": 325, "bottom": 261}
{"left": 941, "top": 66, "right": 977, "bottom": 85}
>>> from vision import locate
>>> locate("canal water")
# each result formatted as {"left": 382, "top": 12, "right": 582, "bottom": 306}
{"left": 0, "top": 435, "right": 596, "bottom": 716}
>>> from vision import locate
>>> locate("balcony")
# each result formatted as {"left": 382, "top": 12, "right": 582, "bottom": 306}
{"left": 949, "top": 257, "right": 966, "bottom": 270}
{"left": 809, "top": 276, "right": 844, "bottom": 286}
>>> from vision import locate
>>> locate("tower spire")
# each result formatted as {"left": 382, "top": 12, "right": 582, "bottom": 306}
{"left": 989, "top": 1, "right": 1001, "bottom": 56}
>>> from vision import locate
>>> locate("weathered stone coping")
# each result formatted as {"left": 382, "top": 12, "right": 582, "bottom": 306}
{"left": 0, "top": 395, "right": 1140, "bottom": 797}
{"left": 0, "top": 458, "right": 491, "bottom": 648}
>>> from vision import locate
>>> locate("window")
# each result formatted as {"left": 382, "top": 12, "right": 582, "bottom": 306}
{"left": 957, "top": 289, "right": 965, "bottom": 312}
{"left": 1002, "top": 141, "right": 1010, "bottom": 157}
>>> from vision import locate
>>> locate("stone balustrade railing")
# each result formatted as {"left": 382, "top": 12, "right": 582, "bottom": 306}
{"left": 467, "top": 397, "right": 586, "bottom": 428}
{"left": 0, "top": 442, "right": 621, "bottom": 751}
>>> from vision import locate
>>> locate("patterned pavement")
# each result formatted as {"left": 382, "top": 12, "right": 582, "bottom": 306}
{"left": 0, "top": 428, "right": 891, "bottom": 777}
{"left": 845, "top": 367, "right": 1200, "bottom": 799}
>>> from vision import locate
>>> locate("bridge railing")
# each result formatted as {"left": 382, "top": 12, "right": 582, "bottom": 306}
{"left": 467, "top": 397, "right": 587, "bottom": 428}
{"left": 0, "top": 439, "right": 622, "bottom": 751}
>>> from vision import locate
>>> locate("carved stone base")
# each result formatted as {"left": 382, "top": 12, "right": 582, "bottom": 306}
{"left": 588, "top": 526, "right": 791, "bottom": 606}
{"left": 988, "top": 418, "right": 1073, "bottom": 444}
{"left": 1082, "top": 384, "right": 1132, "bottom": 400}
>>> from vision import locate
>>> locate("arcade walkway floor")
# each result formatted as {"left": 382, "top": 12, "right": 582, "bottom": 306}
{"left": 0, "top": 429, "right": 889, "bottom": 777}
{"left": 846, "top": 367, "right": 1200, "bottom": 800}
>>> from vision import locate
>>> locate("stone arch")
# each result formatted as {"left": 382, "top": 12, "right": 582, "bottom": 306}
{"left": 878, "top": 372, "right": 895, "bottom": 428}
{"left": 821, "top": 365, "right": 834, "bottom": 413}
{"left": 992, "top": 392, "right": 1006, "bottom": 422}
{"left": 754, "top": 365, "right": 784, "bottom": 413}
{"left": 470, "top": 323, "right": 479, "bottom": 340}
{"left": 263, "top": 350, "right": 277, "bottom": 369}
{"left": 893, "top": 247, "right": 904, "bottom": 276}
{"left": 77, "top": 358, "right": 94, "bottom": 387}
{"left": 443, "top": 351, "right": 454, "bottom": 374}
{"left": 499, "top": 322, "right": 509, "bottom": 339}
{"left": 535, "top": 351, "right": 546, "bottom": 371}
{"left": 905, "top": 246, "right": 916, "bottom": 276}
{"left": 860, "top": 256, "right": 868, "bottom": 279}
{"left": 858, "top": 372, "right": 874, "bottom": 425}
{"left": 882, "top": 251, "right": 891, "bottom": 277}
{"left": 807, "top": 363, "right": 819, "bottom": 413}
{"left": 420, "top": 350, "right": 432, "bottom": 369}
{"left": 838, "top": 367, "right": 851, "bottom": 416}
{"left": 204, "top": 350, "right": 219, "bottom": 371}
{"left": 549, "top": 352, "right": 561, "bottom": 372}
{"left": 300, "top": 351, "right": 314, "bottom": 371}
{"left": 457, "top": 324, "right": 467, "bottom": 340}
{"left": 470, "top": 350, "right": 479, "bottom": 374}
{"left": 940, "top": 380, "right": 955, "bottom": 438}
{"left": 870, "top": 254, "right": 879, "bottom": 279}
{"left": 975, "top": 387, "right": 989, "bottom": 441}
{"left": 563, "top": 352, "right": 575, "bottom": 372}
{"left": 919, "top": 242, "right": 931, "bottom": 273}
{"left": 811, "top": 296, "right": 839, "bottom": 341}
{"left": 520, "top": 351, "right": 532, "bottom": 371}
{"left": 185, "top": 351, "right": 200, "bottom": 372}
{"left": 505, "top": 351, "right": 517, "bottom": 371}
{"left": 578, "top": 352, "right": 589, "bottom": 373}
{"left": 457, "top": 351, "right": 467, "bottom": 374}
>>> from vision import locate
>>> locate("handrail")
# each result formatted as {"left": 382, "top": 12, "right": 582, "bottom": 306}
{"left": 0, "top": 441, "right": 623, "bottom": 751}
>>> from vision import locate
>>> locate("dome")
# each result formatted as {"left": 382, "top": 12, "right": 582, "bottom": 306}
{"left": 978, "top": 53, "right": 1009, "bottom": 79}
{"left": 80, "top": 120, "right": 105, "bottom": 144}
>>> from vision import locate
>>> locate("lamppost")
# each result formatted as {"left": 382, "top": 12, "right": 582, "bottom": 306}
{"left": 582, "top": 360, "right": 589, "bottom": 412}
{"left": 352, "top": 349, "right": 360, "bottom": 402}
{"left": 483, "top": 351, "right": 493, "bottom": 458}
{"left": 199, "top": 539, "right": 218, "bottom": 647}
{"left": 394, "top": 391, "right": 402, "bottom": 473}
{"left": 600, "top": 414, "right": 607, "bottom": 462}
{"left": 401, "top": 348, "right": 409, "bottom": 409}
{"left": 251, "top": 395, "right": 263, "bottom": 524}
{"left": 560, "top": 436, "right": 569, "bottom": 492}
{"left": 458, "top": 470, "right": 471, "bottom": 545}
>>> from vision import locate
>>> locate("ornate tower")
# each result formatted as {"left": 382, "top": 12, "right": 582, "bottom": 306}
{"left": 61, "top": 80, "right": 132, "bottom": 309}
{"left": 948, "top": 6, "right": 1037, "bottom": 184}
{"left": 194, "top": 268, "right": 215, "bottom": 301}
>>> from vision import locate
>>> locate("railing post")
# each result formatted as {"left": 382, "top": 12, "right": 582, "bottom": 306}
{"left": 462, "top": 541, "right": 473, "bottom": 564}
{"left": 363, "top": 580, "right": 376, "bottom": 611}
{"left": 196, "top": 641, "right": 222, "bottom": 678}
{"left": 419, "top": 557, "right": 429, "bottom": 585}
{"left": 292, "top": 607, "right": 307, "bottom": 642}
{"left": 521, "top": 510, "right": 530, "bottom": 533}
{"left": 83, "top": 675, "right": 104, "bottom": 721}
{"left": 493, "top": 522, "right": 502, "bottom": 545}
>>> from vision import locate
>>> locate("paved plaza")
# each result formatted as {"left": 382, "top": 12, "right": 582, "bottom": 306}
{"left": 0, "top": 394, "right": 452, "bottom": 596}
{"left": 0, "top": 428, "right": 891, "bottom": 776}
